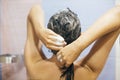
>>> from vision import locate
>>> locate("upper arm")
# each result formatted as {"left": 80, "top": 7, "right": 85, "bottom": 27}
{"left": 24, "top": 18, "right": 43, "bottom": 64}
{"left": 24, "top": 5, "right": 45, "bottom": 64}
{"left": 79, "top": 6, "right": 120, "bottom": 77}
{"left": 81, "top": 28, "right": 120, "bottom": 77}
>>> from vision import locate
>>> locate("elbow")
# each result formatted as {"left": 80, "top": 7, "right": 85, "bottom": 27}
{"left": 109, "top": 6, "right": 120, "bottom": 29}
{"left": 27, "top": 7, "right": 32, "bottom": 20}
{"left": 28, "top": 5, "right": 39, "bottom": 20}
{"left": 27, "top": 5, "right": 43, "bottom": 21}
{"left": 113, "top": 6, "right": 120, "bottom": 17}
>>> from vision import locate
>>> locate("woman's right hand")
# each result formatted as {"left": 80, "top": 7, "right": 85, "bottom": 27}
{"left": 39, "top": 28, "right": 66, "bottom": 50}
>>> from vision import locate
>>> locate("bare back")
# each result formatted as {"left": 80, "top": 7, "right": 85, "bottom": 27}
{"left": 24, "top": 5, "right": 120, "bottom": 80}
{"left": 25, "top": 53, "right": 96, "bottom": 80}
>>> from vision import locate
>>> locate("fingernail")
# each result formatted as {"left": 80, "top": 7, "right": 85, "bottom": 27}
{"left": 56, "top": 41, "right": 62, "bottom": 45}
{"left": 57, "top": 36, "right": 64, "bottom": 42}
{"left": 65, "top": 42, "right": 67, "bottom": 45}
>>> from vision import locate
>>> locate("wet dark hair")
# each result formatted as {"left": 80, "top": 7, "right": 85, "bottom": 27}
{"left": 47, "top": 8, "right": 81, "bottom": 80}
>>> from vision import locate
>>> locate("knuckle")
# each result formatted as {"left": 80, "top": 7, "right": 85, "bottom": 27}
{"left": 46, "top": 44, "right": 50, "bottom": 48}
{"left": 66, "top": 61, "right": 72, "bottom": 65}
{"left": 63, "top": 57, "right": 66, "bottom": 60}
{"left": 46, "top": 39, "right": 51, "bottom": 44}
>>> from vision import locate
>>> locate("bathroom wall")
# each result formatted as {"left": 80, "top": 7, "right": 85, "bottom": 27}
{"left": 115, "top": 0, "right": 120, "bottom": 80}
{"left": 116, "top": 0, "right": 120, "bottom": 5}
{"left": 115, "top": 36, "right": 120, "bottom": 80}
{"left": 0, "top": 0, "right": 41, "bottom": 80}
{"left": 0, "top": 0, "right": 118, "bottom": 80}
{"left": 0, "top": 0, "right": 2, "bottom": 79}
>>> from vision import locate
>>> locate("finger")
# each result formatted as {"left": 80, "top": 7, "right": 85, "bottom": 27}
{"left": 65, "top": 63, "right": 71, "bottom": 68}
{"left": 57, "top": 35, "right": 65, "bottom": 42}
{"left": 47, "top": 39, "right": 66, "bottom": 47}
{"left": 55, "top": 41, "right": 66, "bottom": 47}
{"left": 56, "top": 51, "right": 61, "bottom": 56}
{"left": 59, "top": 58, "right": 63, "bottom": 63}
{"left": 48, "top": 36, "right": 57, "bottom": 41}
{"left": 57, "top": 54, "right": 62, "bottom": 60}
{"left": 60, "top": 58, "right": 66, "bottom": 66}
{"left": 57, "top": 56, "right": 66, "bottom": 66}
{"left": 48, "top": 35, "right": 65, "bottom": 42}
{"left": 47, "top": 29, "right": 58, "bottom": 36}
{"left": 53, "top": 40, "right": 66, "bottom": 46}
{"left": 47, "top": 45, "right": 63, "bottom": 51}
{"left": 59, "top": 59, "right": 66, "bottom": 67}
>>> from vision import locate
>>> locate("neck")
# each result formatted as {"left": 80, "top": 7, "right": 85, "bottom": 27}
{"left": 50, "top": 55, "right": 74, "bottom": 80}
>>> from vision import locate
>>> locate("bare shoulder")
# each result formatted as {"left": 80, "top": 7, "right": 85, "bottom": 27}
{"left": 27, "top": 60, "right": 61, "bottom": 80}
{"left": 74, "top": 63, "right": 97, "bottom": 80}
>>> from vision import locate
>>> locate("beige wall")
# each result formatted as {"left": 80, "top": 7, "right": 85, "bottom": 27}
{"left": 115, "top": 36, "right": 120, "bottom": 80}
{"left": 116, "top": 0, "right": 120, "bottom": 5}
{"left": 115, "top": 1, "right": 120, "bottom": 80}
{"left": 1, "top": 0, "right": 41, "bottom": 80}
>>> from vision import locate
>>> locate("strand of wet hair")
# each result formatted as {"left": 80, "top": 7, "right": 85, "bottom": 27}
{"left": 60, "top": 63, "right": 74, "bottom": 80}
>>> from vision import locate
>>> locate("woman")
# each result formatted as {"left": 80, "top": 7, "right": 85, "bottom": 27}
{"left": 24, "top": 5, "right": 120, "bottom": 80}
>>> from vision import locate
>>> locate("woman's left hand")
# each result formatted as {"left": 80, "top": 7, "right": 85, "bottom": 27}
{"left": 57, "top": 42, "right": 81, "bottom": 67}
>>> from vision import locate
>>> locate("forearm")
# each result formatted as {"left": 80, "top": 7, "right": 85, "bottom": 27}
{"left": 27, "top": 5, "right": 66, "bottom": 51}
{"left": 74, "top": 6, "right": 120, "bottom": 54}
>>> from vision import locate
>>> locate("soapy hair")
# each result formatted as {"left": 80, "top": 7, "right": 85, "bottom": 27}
{"left": 47, "top": 8, "right": 81, "bottom": 80}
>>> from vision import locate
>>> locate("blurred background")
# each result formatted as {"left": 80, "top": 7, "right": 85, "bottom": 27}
{"left": 0, "top": 0, "right": 119, "bottom": 80}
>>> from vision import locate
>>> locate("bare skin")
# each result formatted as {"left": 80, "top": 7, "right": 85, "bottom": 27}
{"left": 24, "top": 5, "right": 120, "bottom": 80}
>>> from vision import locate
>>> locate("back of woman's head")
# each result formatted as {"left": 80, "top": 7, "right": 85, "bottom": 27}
{"left": 47, "top": 8, "right": 81, "bottom": 45}
{"left": 47, "top": 8, "right": 81, "bottom": 80}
